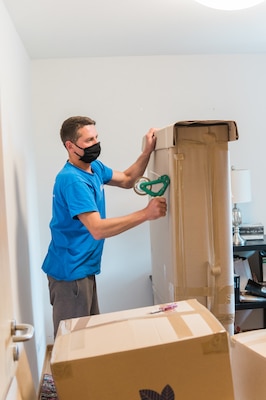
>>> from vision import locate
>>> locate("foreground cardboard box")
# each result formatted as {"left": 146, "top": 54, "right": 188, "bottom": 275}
{"left": 230, "top": 329, "right": 266, "bottom": 400}
{"left": 51, "top": 299, "right": 234, "bottom": 400}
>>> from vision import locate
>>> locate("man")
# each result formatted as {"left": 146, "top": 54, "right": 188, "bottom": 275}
{"left": 42, "top": 116, "right": 167, "bottom": 337}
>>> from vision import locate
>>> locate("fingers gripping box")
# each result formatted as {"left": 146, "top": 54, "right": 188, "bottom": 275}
{"left": 51, "top": 299, "right": 234, "bottom": 400}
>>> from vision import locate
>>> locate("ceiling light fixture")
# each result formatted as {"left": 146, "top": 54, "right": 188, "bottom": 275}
{"left": 194, "top": 0, "right": 265, "bottom": 10}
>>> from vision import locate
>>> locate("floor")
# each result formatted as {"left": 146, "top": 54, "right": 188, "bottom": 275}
{"left": 38, "top": 345, "right": 53, "bottom": 399}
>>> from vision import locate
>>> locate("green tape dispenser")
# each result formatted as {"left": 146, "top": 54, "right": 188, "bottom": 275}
{"left": 133, "top": 174, "right": 170, "bottom": 197}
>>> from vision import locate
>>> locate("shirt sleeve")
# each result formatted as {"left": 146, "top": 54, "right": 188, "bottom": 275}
{"left": 64, "top": 180, "right": 98, "bottom": 219}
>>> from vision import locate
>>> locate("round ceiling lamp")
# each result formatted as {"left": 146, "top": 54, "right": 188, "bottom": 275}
{"left": 194, "top": 0, "right": 265, "bottom": 10}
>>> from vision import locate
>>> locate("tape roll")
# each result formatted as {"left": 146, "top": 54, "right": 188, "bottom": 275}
{"left": 133, "top": 176, "right": 150, "bottom": 195}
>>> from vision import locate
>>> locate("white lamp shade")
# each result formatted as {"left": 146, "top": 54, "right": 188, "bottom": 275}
{"left": 194, "top": 0, "right": 265, "bottom": 10}
{"left": 231, "top": 169, "right": 252, "bottom": 204}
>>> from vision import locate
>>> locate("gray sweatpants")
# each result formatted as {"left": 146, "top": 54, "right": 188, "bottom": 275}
{"left": 48, "top": 275, "right": 99, "bottom": 338}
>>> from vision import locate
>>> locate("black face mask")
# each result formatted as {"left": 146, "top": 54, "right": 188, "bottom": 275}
{"left": 74, "top": 142, "right": 101, "bottom": 163}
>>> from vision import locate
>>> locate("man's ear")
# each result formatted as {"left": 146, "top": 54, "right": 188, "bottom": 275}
{"left": 65, "top": 140, "right": 73, "bottom": 151}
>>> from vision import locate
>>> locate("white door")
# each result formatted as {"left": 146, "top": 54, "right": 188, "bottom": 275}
{"left": 0, "top": 103, "right": 34, "bottom": 399}
{"left": 0, "top": 98, "right": 17, "bottom": 398}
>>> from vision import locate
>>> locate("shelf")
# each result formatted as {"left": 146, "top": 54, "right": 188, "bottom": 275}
{"left": 235, "top": 301, "right": 266, "bottom": 311}
{"left": 233, "top": 235, "right": 266, "bottom": 252}
{"left": 233, "top": 236, "right": 266, "bottom": 327}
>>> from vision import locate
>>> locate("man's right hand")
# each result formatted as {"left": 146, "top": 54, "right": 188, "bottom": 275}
{"left": 145, "top": 197, "right": 167, "bottom": 220}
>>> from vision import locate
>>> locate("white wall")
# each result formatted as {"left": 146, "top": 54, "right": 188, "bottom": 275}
{"left": 0, "top": 0, "right": 46, "bottom": 390}
{"left": 32, "top": 54, "right": 266, "bottom": 341}
{"left": 2, "top": 0, "right": 266, "bottom": 384}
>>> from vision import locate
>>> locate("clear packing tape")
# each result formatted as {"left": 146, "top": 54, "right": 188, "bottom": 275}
{"left": 174, "top": 284, "right": 235, "bottom": 327}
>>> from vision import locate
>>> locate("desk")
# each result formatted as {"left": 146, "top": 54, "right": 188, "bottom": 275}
{"left": 233, "top": 235, "right": 266, "bottom": 326}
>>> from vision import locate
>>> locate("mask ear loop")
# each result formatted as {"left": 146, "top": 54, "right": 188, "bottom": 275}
{"left": 74, "top": 143, "right": 84, "bottom": 150}
{"left": 71, "top": 142, "right": 84, "bottom": 158}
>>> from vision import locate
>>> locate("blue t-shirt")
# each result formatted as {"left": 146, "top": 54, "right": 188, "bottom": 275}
{"left": 42, "top": 160, "right": 113, "bottom": 281}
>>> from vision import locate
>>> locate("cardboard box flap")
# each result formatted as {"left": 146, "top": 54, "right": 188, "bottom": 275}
{"left": 51, "top": 299, "right": 226, "bottom": 364}
{"left": 174, "top": 120, "right": 238, "bottom": 141}
{"left": 154, "top": 120, "right": 238, "bottom": 150}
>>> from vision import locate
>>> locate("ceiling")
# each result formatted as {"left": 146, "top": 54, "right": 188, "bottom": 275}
{"left": 3, "top": 0, "right": 266, "bottom": 59}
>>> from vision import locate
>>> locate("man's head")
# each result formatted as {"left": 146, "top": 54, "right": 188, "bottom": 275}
{"left": 60, "top": 116, "right": 96, "bottom": 146}
{"left": 61, "top": 116, "right": 101, "bottom": 166}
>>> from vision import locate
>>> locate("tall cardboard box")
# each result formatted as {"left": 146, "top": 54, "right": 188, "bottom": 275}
{"left": 230, "top": 329, "right": 266, "bottom": 400}
{"left": 146, "top": 121, "right": 238, "bottom": 334}
{"left": 51, "top": 299, "right": 235, "bottom": 400}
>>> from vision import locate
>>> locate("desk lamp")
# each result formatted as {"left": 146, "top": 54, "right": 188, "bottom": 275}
{"left": 231, "top": 168, "right": 252, "bottom": 246}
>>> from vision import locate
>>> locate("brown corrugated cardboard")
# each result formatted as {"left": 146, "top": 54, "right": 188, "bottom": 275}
{"left": 230, "top": 329, "right": 266, "bottom": 400}
{"left": 146, "top": 120, "right": 238, "bottom": 334}
{"left": 51, "top": 299, "right": 234, "bottom": 400}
